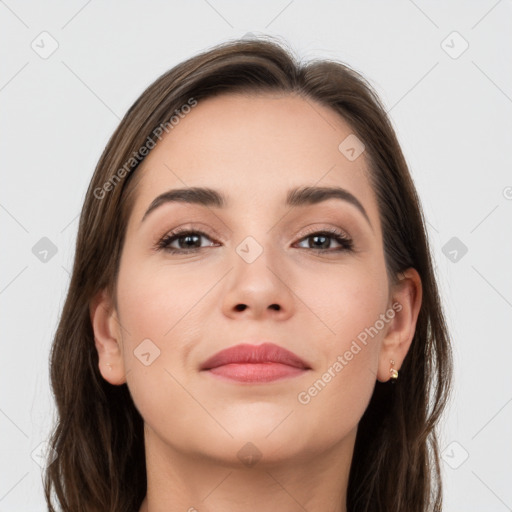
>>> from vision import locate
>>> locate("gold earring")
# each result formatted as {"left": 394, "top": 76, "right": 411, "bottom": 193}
{"left": 389, "top": 359, "right": 398, "bottom": 382}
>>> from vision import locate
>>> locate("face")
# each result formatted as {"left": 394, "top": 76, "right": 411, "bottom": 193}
{"left": 97, "top": 92, "right": 408, "bottom": 466}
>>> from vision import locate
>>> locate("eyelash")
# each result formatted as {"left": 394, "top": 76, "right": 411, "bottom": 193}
{"left": 155, "top": 226, "right": 354, "bottom": 255}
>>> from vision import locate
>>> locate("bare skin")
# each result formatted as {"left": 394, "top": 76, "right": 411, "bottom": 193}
{"left": 91, "top": 92, "right": 422, "bottom": 512}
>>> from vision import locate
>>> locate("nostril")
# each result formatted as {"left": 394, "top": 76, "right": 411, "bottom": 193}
{"left": 235, "top": 304, "right": 247, "bottom": 311}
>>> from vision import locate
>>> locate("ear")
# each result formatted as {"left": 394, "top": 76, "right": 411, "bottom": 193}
{"left": 90, "top": 288, "right": 127, "bottom": 385}
{"left": 377, "top": 268, "right": 422, "bottom": 382}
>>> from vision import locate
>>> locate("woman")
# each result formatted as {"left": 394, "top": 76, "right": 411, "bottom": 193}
{"left": 44, "top": 36, "right": 452, "bottom": 511}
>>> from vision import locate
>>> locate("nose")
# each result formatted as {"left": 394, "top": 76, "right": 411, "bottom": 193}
{"left": 221, "top": 242, "right": 295, "bottom": 321}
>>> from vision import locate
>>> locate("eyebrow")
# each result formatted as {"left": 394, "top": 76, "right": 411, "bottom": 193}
{"left": 141, "top": 185, "right": 372, "bottom": 229}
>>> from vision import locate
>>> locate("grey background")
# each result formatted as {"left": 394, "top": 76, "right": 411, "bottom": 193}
{"left": 1, "top": 1, "right": 511, "bottom": 510}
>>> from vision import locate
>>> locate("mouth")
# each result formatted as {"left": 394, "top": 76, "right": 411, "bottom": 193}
{"left": 200, "top": 342, "right": 311, "bottom": 383}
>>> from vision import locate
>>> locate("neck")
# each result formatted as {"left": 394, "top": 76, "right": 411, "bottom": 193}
{"left": 138, "top": 425, "right": 356, "bottom": 512}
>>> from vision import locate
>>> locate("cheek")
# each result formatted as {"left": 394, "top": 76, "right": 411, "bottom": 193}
{"left": 114, "top": 258, "right": 211, "bottom": 439}
{"left": 299, "top": 257, "right": 389, "bottom": 347}
{"left": 292, "top": 261, "right": 388, "bottom": 433}
{"left": 115, "top": 257, "right": 208, "bottom": 344}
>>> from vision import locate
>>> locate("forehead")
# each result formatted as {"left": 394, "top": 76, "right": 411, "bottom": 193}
{"left": 127, "top": 93, "right": 379, "bottom": 227}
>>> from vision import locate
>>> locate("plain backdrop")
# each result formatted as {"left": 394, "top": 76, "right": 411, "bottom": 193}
{"left": 1, "top": 1, "right": 511, "bottom": 510}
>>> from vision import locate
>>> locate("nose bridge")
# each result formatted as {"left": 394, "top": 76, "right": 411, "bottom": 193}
{"left": 232, "top": 231, "right": 282, "bottom": 291}
{"left": 230, "top": 207, "right": 280, "bottom": 268}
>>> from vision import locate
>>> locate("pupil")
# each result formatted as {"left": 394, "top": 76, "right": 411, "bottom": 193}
{"left": 311, "top": 235, "right": 328, "bottom": 249}
{"left": 181, "top": 234, "right": 200, "bottom": 248}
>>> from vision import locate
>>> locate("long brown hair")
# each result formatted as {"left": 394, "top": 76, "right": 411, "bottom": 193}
{"left": 44, "top": 35, "right": 452, "bottom": 511}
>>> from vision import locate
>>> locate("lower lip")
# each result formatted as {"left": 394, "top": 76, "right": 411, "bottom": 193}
{"left": 204, "top": 363, "right": 308, "bottom": 383}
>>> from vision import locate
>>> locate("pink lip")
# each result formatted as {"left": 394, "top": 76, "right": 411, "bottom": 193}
{"left": 200, "top": 343, "right": 310, "bottom": 383}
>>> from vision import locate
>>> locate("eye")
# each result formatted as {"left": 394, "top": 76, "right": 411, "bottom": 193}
{"left": 155, "top": 229, "right": 218, "bottom": 254}
{"left": 155, "top": 226, "right": 354, "bottom": 254}
{"left": 294, "top": 227, "right": 354, "bottom": 252}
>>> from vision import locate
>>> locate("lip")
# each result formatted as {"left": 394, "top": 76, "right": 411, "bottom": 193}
{"left": 200, "top": 342, "right": 311, "bottom": 383}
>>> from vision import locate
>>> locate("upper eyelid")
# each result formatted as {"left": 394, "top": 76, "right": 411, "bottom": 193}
{"left": 161, "top": 223, "right": 349, "bottom": 235}
{"left": 156, "top": 223, "right": 223, "bottom": 242}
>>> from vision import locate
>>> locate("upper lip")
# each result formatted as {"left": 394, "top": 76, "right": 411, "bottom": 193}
{"left": 200, "top": 342, "right": 310, "bottom": 370}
